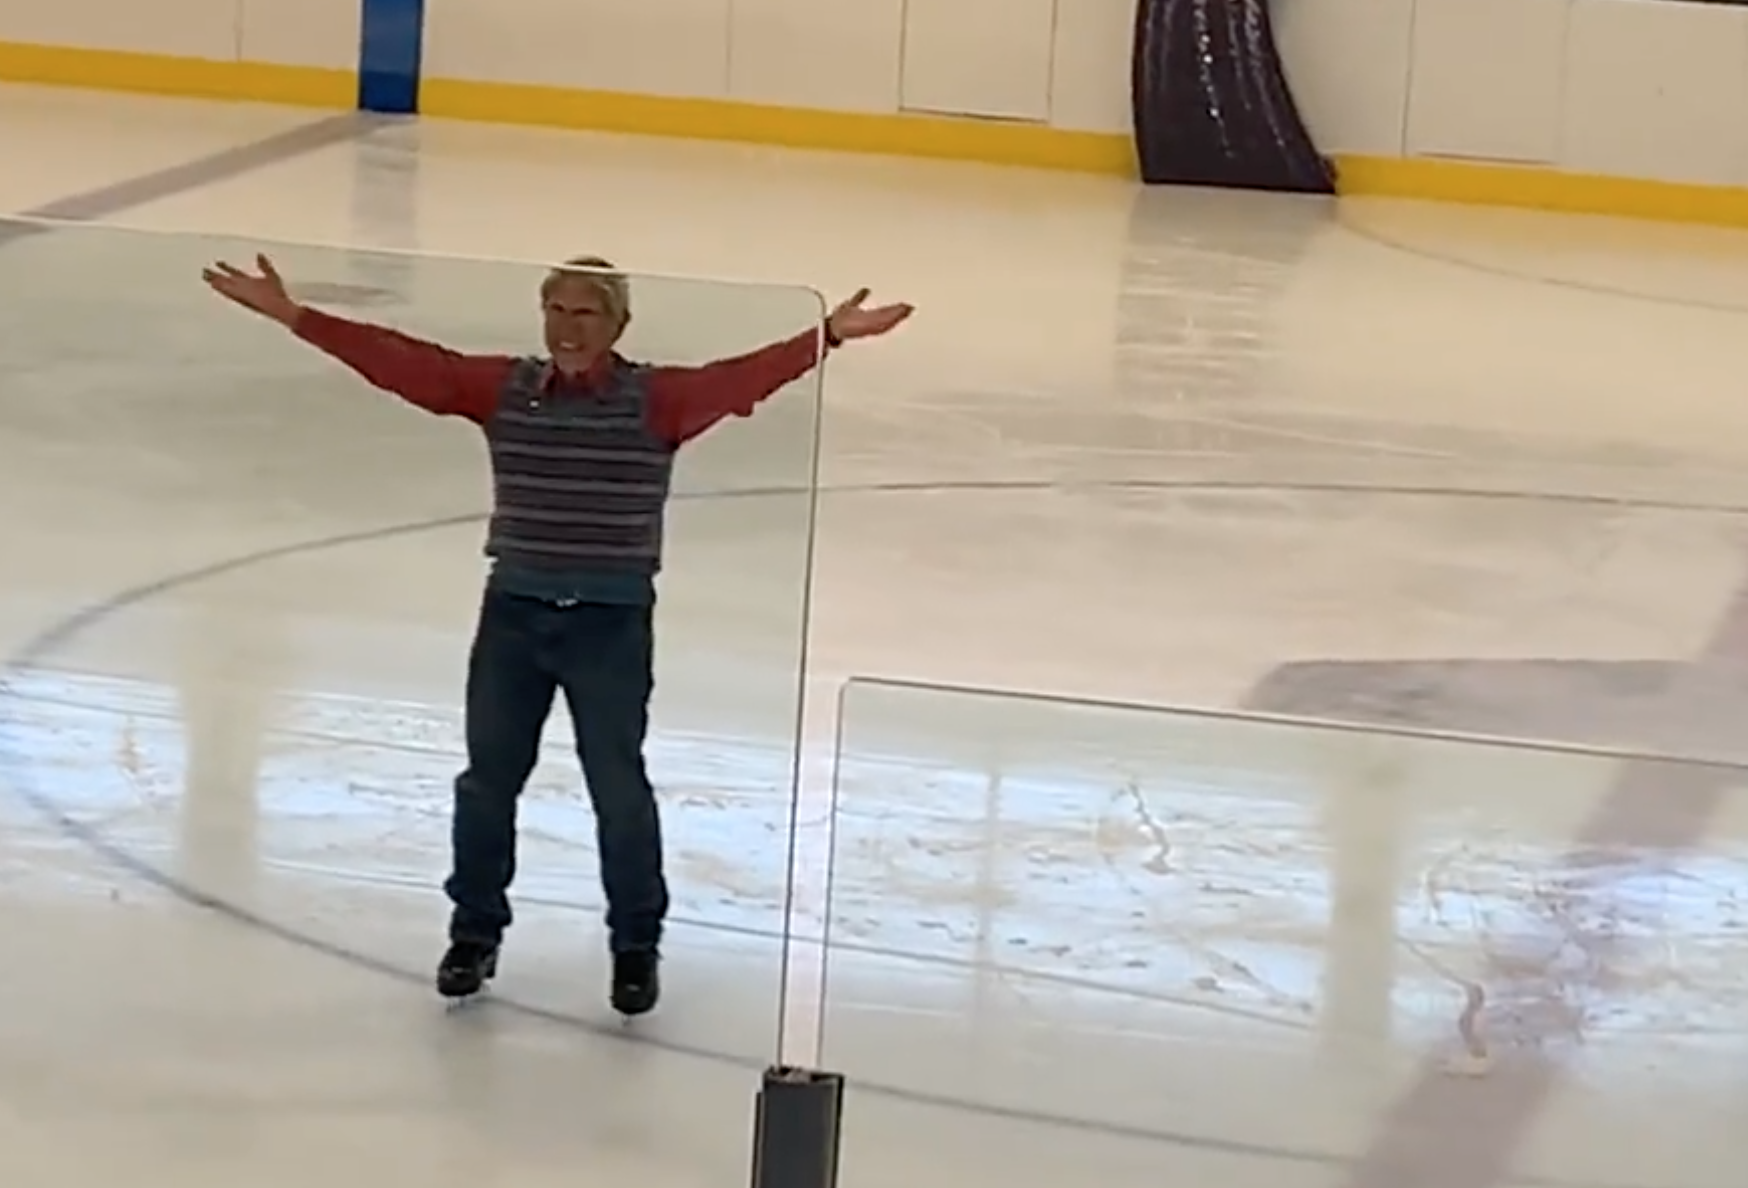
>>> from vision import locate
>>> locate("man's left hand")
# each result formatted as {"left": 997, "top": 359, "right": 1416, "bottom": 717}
{"left": 827, "top": 289, "right": 914, "bottom": 343}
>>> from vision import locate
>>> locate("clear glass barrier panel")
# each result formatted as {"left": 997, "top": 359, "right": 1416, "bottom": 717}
{"left": 0, "top": 220, "right": 825, "bottom": 1188}
{"left": 819, "top": 676, "right": 1748, "bottom": 1188}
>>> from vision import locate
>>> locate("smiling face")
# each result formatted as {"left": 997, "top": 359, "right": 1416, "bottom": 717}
{"left": 542, "top": 273, "right": 626, "bottom": 376}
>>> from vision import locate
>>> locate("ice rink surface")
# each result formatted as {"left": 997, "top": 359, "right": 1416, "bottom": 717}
{"left": 4, "top": 83, "right": 1748, "bottom": 1188}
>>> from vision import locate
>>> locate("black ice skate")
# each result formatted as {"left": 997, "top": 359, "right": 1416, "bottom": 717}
{"left": 437, "top": 939, "right": 499, "bottom": 999}
{"left": 611, "top": 950, "right": 660, "bottom": 1016}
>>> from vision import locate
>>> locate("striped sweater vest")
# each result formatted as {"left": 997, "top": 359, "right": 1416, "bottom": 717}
{"left": 483, "top": 357, "right": 676, "bottom": 582}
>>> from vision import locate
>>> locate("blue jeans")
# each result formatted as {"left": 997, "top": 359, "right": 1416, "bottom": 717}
{"left": 444, "top": 588, "right": 668, "bottom": 953}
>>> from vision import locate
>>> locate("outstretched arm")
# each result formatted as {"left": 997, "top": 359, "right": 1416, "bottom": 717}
{"left": 645, "top": 288, "right": 913, "bottom": 445}
{"left": 645, "top": 331, "right": 823, "bottom": 445}
{"left": 291, "top": 308, "right": 510, "bottom": 423}
{"left": 203, "top": 254, "right": 508, "bottom": 423}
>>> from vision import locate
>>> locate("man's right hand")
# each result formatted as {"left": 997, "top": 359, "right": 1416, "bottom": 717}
{"left": 203, "top": 253, "right": 302, "bottom": 326}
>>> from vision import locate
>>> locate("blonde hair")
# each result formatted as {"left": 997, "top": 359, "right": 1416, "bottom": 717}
{"left": 540, "top": 255, "right": 630, "bottom": 325}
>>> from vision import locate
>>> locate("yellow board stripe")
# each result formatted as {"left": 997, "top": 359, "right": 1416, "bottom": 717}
{"left": 0, "top": 41, "right": 352, "bottom": 108}
{"left": 418, "top": 78, "right": 1136, "bottom": 175}
{"left": 1335, "top": 153, "right": 1748, "bottom": 229}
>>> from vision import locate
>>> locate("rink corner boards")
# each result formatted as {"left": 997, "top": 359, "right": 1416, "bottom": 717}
{"left": 438, "top": 79, "right": 1748, "bottom": 227}
{"left": 11, "top": 38, "right": 1748, "bottom": 227}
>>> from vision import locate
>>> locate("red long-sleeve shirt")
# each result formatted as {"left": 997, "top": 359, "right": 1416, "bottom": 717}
{"left": 291, "top": 308, "right": 824, "bottom": 443}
